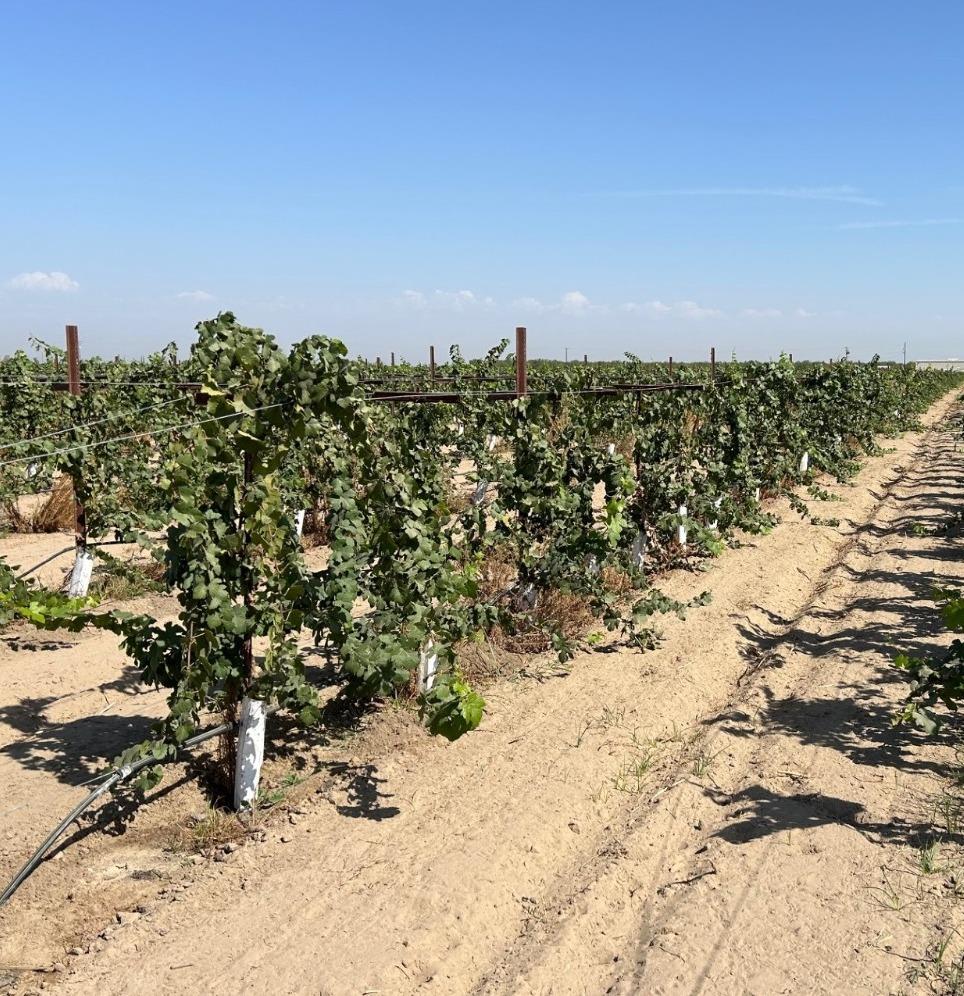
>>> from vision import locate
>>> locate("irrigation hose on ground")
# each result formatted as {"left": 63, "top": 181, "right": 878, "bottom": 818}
{"left": 14, "top": 539, "right": 130, "bottom": 582}
{"left": 0, "top": 714, "right": 253, "bottom": 908}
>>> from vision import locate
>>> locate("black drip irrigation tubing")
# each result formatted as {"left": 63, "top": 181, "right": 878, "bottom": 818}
{"left": 14, "top": 540, "right": 130, "bottom": 582}
{"left": 0, "top": 706, "right": 279, "bottom": 908}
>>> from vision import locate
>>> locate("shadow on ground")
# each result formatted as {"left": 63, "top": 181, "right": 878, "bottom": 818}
{"left": 705, "top": 419, "right": 964, "bottom": 850}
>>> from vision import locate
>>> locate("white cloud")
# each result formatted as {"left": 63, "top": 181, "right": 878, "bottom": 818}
{"left": 742, "top": 307, "right": 783, "bottom": 319}
{"left": 405, "top": 287, "right": 722, "bottom": 320}
{"left": 675, "top": 300, "right": 722, "bottom": 319}
{"left": 399, "top": 288, "right": 494, "bottom": 312}
{"left": 513, "top": 296, "right": 548, "bottom": 313}
{"left": 794, "top": 307, "right": 816, "bottom": 318}
{"left": 837, "top": 217, "right": 963, "bottom": 230}
{"left": 513, "top": 290, "right": 597, "bottom": 315}
{"left": 560, "top": 290, "right": 591, "bottom": 313}
{"left": 436, "top": 289, "right": 495, "bottom": 311}
{"left": 600, "top": 186, "right": 881, "bottom": 206}
{"left": 176, "top": 289, "right": 215, "bottom": 302}
{"left": 7, "top": 271, "right": 79, "bottom": 292}
{"left": 634, "top": 299, "right": 721, "bottom": 319}
{"left": 401, "top": 289, "right": 426, "bottom": 307}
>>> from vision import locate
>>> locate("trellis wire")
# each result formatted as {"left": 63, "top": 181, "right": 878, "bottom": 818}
{"left": 0, "top": 404, "right": 284, "bottom": 470}
{"left": 0, "top": 395, "right": 192, "bottom": 453}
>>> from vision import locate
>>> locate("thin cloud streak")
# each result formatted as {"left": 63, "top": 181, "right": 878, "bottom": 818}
{"left": 399, "top": 290, "right": 820, "bottom": 323}
{"left": 837, "top": 218, "right": 963, "bottom": 230}
{"left": 596, "top": 186, "right": 882, "bottom": 206}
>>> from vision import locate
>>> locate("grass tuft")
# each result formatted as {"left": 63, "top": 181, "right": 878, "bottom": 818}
{"left": 170, "top": 807, "right": 246, "bottom": 854}
{"left": 4, "top": 475, "right": 76, "bottom": 533}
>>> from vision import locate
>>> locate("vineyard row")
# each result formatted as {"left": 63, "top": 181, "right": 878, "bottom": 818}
{"left": 0, "top": 314, "right": 961, "bottom": 812}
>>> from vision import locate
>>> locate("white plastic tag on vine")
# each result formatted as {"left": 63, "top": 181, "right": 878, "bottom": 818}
{"left": 68, "top": 549, "right": 95, "bottom": 598}
{"left": 486, "top": 435, "right": 497, "bottom": 452}
{"left": 607, "top": 443, "right": 616, "bottom": 456}
{"left": 754, "top": 486, "right": 761, "bottom": 502}
{"left": 799, "top": 452, "right": 810, "bottom": 473}
{"left": 417, "top": 640, "right": 438, "bottom": 693}
{"left": 631, "top": 531, "right": 647, "bottom": 571}
{"left": 521, "top": 583, "right": 538, "bottom": 610}
{"left": 471, "top": 480, "right": 488, "bottom": 506}
{"left": 677, "top": 504, "right": 688, "bottom": 546}
{"left": 26, "top": 463, "right": 39, "bottom": 480}
{"left": 234, "top": 697, "right": 267, "bottom": 812}
{"left": 587, "top": 554, "right": 600, "bottom": 576}
{"left": 295, "top": 509, "right": 306, "bottom": 537}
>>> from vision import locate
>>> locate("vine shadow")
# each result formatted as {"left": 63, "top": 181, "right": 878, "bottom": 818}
{"left": 0, "top": 663, "right": 158, "bottom": 786}
{"left": 711, "top": 507, "right": 964, "bottom": 848}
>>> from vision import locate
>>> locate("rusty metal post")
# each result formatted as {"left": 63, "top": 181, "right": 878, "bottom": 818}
{"left": 583, "top": 353, "right": 588, "bottom": 364}
{"left": 65, "top": 325, "right": 87, "bottom": 549}
{"left": 515, "top": 326, "right": 527, "bottom": 398}
{"left": 668, "top": 356, "right": 674, "bottom": 377}
{"left": 429, "top": 345, "right": 436, "bottom": 382}
{"left": 66, "top": 325, "right": 80, "bottom": 395}
{"left": 710, "top": 346, "right": 716, "bottom": 380}
{"left": 391, "top": 351, "right": 395, "bottom": 367}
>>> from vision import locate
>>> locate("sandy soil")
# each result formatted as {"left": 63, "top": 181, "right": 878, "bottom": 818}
{"left": 2, "top": 390, "right": 963, "bottom": 995}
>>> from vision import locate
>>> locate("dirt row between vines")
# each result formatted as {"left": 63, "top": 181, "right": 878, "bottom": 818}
{"left": 2, "top": 389, "right": 963, "bottom": 994}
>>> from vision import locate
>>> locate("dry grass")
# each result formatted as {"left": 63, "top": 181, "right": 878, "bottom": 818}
{"left": 453, "top": 638, "right": 517, "bottom": 686}
{"left": 600, "top": 433, "right": 636, "bottom": 463}
{"left": 473, "top": 544, "right": 612, "bottom": 654}
{"left": 89, "top": 557, "right": 166, "bottom": 600}
{"left": 682, "top": 410, "right": 702, "bottom": 442}
{"left": 601, "top": 564, "right": 634, "bottom": 597}
{"left": 496, "top": 586, "right": 596, "bottom": 654}
{"left": 424, "top": 546, "right": 637, "bottom": 690}
{"left": 3, "top": 475, "right": 76, "bottom": 533}
{"left": 477, "top": 545, "right": 517, "bottom": 599}
{"left": 443, "top": 477, "right": 472, "bottom": 515}
{"left": 544, "top": 402, "right": 572, "bottom": 446}
{"left": 300, "top": 504, "right": 331, "bottom": 547}
{"left": 169, "top": 806, "right": 247, "bottom": 854}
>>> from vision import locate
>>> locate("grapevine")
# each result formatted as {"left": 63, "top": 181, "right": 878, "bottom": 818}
{"left": 0, "top": 321, "right": 959, "bottom": 800}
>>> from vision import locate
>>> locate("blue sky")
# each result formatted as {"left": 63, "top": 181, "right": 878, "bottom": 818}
{"left": 1, "top": 1, "right": 962, "bottom": 361}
